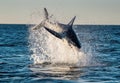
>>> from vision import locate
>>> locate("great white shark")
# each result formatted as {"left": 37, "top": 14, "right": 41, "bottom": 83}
{"left": 33, "top": 8, "right": 81, "bottom": 49}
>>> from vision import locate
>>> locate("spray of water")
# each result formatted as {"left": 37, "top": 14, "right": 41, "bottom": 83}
{"left": 28, "top": 10, "right": 93, "bottom": 67}
{"left": 29, "top": 24, "right": 92, "bottom": 67}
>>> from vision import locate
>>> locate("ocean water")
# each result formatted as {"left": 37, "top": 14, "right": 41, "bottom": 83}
{"left": 0, "top": 24, "right": 120, "bottom": 83}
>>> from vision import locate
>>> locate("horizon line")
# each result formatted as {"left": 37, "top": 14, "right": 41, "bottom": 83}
{"left": 0, "top": 23, "right": 120, "bottom": 26}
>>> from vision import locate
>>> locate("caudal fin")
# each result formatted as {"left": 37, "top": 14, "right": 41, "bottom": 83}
{"left": 68, "top": 16, "right": 76, "bottom": 26}
{"left": 44, "top": 8, "right": 49, "bottom": 19}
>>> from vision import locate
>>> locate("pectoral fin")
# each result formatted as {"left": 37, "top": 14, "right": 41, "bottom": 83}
{"left": 44, "top": 27, "right": 62, "bottom": 39}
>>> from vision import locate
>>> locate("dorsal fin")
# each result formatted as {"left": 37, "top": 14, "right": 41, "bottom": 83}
{"left": 68, "top": 16, "right": 76, "bottom": 27}
{"left": 44, "top": 8, "right": 49, "bottom": 19}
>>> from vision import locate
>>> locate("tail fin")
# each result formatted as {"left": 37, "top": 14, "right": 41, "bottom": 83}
{"left": 44, "top": 8, "right": 49, "bottom": 19}
{"left": 68, "top": 16, "right": 76, "bottom": 26}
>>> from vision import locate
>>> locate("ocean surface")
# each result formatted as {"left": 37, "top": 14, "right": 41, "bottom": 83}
{"left": 0, "top": 24, "right": 120, "bottom": 83}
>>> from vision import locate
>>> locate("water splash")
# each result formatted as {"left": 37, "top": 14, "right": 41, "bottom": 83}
{"left": 28, "top": 10, "right": 92, "bottom": 67}
{"left": 29, "top": 25, "right": 91, "bottom": 67}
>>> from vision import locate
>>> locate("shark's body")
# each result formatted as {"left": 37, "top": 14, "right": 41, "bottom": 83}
{"left": 33, "top": 8, "right": 81, "bottom": 49}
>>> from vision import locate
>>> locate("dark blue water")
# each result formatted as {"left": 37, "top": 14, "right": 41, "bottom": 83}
{"left": 0, "top": 24, "right": 120, "bottom": 83}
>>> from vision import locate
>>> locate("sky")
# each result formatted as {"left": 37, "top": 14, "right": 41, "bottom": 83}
{"left": 0, "top": 0, "right": 120, "bottom": 24}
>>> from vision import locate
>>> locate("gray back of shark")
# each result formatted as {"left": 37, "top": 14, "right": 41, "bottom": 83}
{"left": 33, "top": 8, "right": 81, "bottom": 49}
